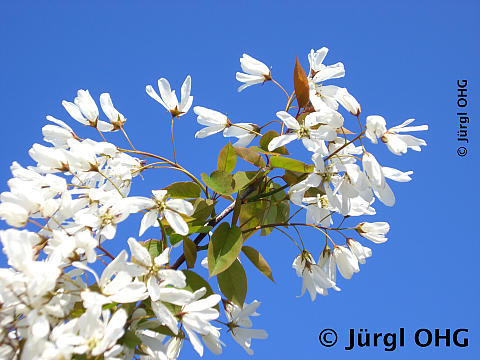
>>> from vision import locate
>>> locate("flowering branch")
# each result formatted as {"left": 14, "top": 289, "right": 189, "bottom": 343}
{"left": 0, "top": 46, "right": 427, "bottom": 359}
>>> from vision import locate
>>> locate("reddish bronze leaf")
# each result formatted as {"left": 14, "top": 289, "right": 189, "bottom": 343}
{"left": 293, "top": 57, "right": 310, "bottom": 109}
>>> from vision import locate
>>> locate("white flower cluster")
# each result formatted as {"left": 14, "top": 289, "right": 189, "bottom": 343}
{"left": 0, "top": 46, "right": 426, "bottom": 359}
{"left": 194, "top": 48, "right": 427, "bottom": 300}
{"left": 0, "top": 88, "right": 266, "bottom": 358}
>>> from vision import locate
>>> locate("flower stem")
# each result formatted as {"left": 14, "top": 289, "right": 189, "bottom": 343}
{"left": 171, "top": 117, "right": 177, "bottom": 164}
{"left": 271, "top": 78, "right": 290, "bottom": 100}
{"left": 120, "top": 126, "right": 136, "bottom": 151}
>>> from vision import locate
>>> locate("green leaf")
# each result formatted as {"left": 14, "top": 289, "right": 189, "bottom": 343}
{"left": 270, "top": 156, "right": 314, "bottom": 173}
{"left": 217, "top": 259, "right": 247, "bottom": 307}
{"left": 190, "top": 198, "right": 215, "bottom": 225}
{"left": 182, "top": 270, "right": 216, "bottom": 296}
{"left": 182, "top": 270, "right": 219, "bottom": 311}
{"left": 201, "top": 171, "right": 235, "bottom": 195}
{"left": 259, "top": 130, "right": 289, "bottom": 155}
{"left": 217, "top": 141, "right": 237, "bottom": 173}
{"left": 208, "top": 222, "right": 243, "bottom": 276}
{"left": 141, "top": 239, "right": 164, "bottom": 260}
{"left": 183, "top": 237, "right": 197, "bottom": 268}
{"left": 239, "top": 192, "right": 267, "bottom": 240}
{"left": 282, "top": 170, "right": 308, "bottom": 186}
{"left": 70, "top": 301, "right": 86, "bottom": 318}
{"left": 304, "top": 187, "right": 325, "bottom": 198}
{"left": 119, "top": 330, "right": 142, "bottom": 349}
{"left": 234, "top": 147, "right": 266, "bottom": 168}
{"left": 232, "top": 170, "right": 261, "bottom": 192}
{"left": 242, "top": 246, "right": 275, "bottom": 282}
{"left": 260, "top": 205, "right": 277, "bottom": 236}
{"left": 231, "top": 195, "right": 242, "bottom": 227}
{"left": 168, "top": 234, "right": 184, "bottom": 246}
{"left": 163, "top": 181, "right": 201, "bottom": 199}
{"left": 262, "top": 182, "right": 289, "bottom": 236}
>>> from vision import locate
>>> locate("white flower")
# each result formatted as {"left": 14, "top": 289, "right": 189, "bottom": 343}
{"left": 366, "top": 116, "right": 428, "bottom": 155}
{"left": 146, "top": 76, "right": 193, "bottom": 117}
{"left": 67, "top": 307, "right": 128, "bottom": 357}
{"left": 347, "top": 239, "right": 372, "bottom": 264}
{"left": 310, "top": 84, "right": 361, "bottom": 116}
{"left": 304, "top": 195, "right": 333, "bottom": 228}
{"left": 236, "top": 54, "right": 271, "bottom": 92}
{"left": 332, "top": 246, "right": 359, "bottom": 279}
{"left": 223, "top": 123, "right": 257, "bottom": 147}
{"left": 308, "top": 48, "right": 345, "bottom": 83}
{"left": 100, "top": 93, "right": 126, "bottom": 130}
{"left": 225, "top": 300, "right": 268, "bottom": 355}
{"left": 0, "top": 201, "right": 29, "bottom": 227}
{"left": 62, "top": 90, "right": 114, "bottom": 131}
{"left": 42, "top": 116, "right": 74, "bottom": 148}
{"left": 362, "top": 152, "right": 395, "bottom": 206}
{"left": 336, "top": 87, "right": 361, "bottom": 116}
{"left": 365, "top": 115, "right": 387, "bottom": 144}
{"left": 179, "top": 287, "right": 221, "bottom": 356}
{"left": 268, "top": 111, "right": 342, "bottom": 152}
{"left": 127, "top": 238, "right": 194, "bottom": 335}
{"left": 194, "top": 106, "right": 229, "bottom": 139}
{"left": 74, "top": 197, "right": 131, "bottom": 240}
{"left": 73, "top": 250, "right": 148, "bottom": 309}
{"left": 194, "top": 106, "right": 258, "bottom": 146}
{"left": 356, "top": 222, "right": 390, "bottom": 243}
{"left": 292, "top": 251, "right": 336, "bottom": 300}
{"left": 202, "top": 327, "right": 224, "bottom": 355}
{"left": 135, "top": 190, "right": 194, "bottom": 236}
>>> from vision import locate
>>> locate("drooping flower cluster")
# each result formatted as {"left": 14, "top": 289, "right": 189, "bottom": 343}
{"left": 0, "top": 47, "right": 426, "bottom": 359}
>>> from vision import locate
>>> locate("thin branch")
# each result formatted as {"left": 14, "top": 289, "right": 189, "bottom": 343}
{"left": 171, "top": 187, "right": 255, "bottom": 270}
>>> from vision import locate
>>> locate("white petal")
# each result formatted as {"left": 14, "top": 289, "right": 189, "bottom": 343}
{"left": 276, "top": 111, "right": 300, "bottom": 130}
{"left": 167, "top": 199, "right": 194, "bottom": 216}
{"left": 267, "top": 134, "right": 297, "bottom": 151}
{"left": 165, "top": 210, "right": 189, "bottom": 235}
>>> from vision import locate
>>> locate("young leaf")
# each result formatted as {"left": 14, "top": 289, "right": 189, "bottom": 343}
{"left": 270, "top": 156, "right": 314, "bottom": 173}
{"left": 259, "top": 130, "right": 289, "bottom": 155}
{"left": 231, "top": 194, "right": 242, "bottom": 227}
{"left": 294, "top": 57, "right": 310, "bottom": 109}
{"left": 217, "top": 141, "right": 237, "bottom": 173}
{"left": 183, "top": 237, "right": 197, "bottom": 268}
{"left": 119, "top": 330, "right": 142, "bottom": 349}
{"left": 182, "top": 270, "right": 216, "bottom": 297}
{"left": 201, "top": 171, "right": 235, "bottom": 195}
{"left": 282, "top": 170, "right": 308, "bottom": 186}
{"left": 260, "top": 204, "right": 277, "bottom": 236}
{"left": 232, "top": 170, "right": 261, "bottom": 192}
{"left": 141, "top": 239, "right": 164, "bottom": 260}
{"left": 182, "top": 270, "right": 220, "bottom": 311}
{"left": 163, "top": 181, "right": 201, "bottom": 199}
{"left": 259, "top": 182, "right": 289, "bottom": 236}
{"left": 239, "top": 193, "right": 268, "bottom": 240}
{"left": 234, "top": 147, "right": 266, "bottom": 168}
{"left": 217, "top": 258, "right": 247, "bottom": 307}
{"left": 189, "top": 198, "right": 215, "bottom": 225}
{"left": 242, "top": 246, "right": 275, "bottom": 282}
{"left": 208, "top": 222, "right": 243, "bottom": 276}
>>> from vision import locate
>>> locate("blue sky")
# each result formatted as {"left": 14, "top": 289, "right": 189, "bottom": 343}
{"left": 0, "top": 1, "right": 478, "bottom": 359}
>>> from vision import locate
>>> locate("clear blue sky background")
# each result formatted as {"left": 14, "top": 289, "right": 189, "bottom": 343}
{"left": 0, "top": 1, "right": 478, "bottom": 359}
